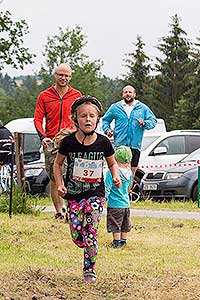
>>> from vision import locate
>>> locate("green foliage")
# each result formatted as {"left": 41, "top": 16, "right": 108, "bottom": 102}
{"left": 39, "top": 26, "right": 103, "bottom": 96}
{"left": 70, "top": 61, "right": 102, "bottom": 96}
{"left": 170, "top": 98, "right": 194, "bottom": 129}
{"left": 42, "top": 26, "right": 87, "bottom": 72}
{"left": 0, "top": 11, "right": 36, "bottom": 70}
{"left": 123, "top": 35, "right": 152, "bottom": 98}
{"left": 0, "top": 73, "right": 16, "bottom": 96}
{"left": 0, "top": 186, "right": 34, "bottom": 214}
{"left": 95, "top": 76, "right": 124, "bottom": 111}
{"left": 22, "top": 75, "right": 41, "bottom": 96}
{"left": 0, "top": 85, "right": 36, "bottom": 124}
{"left": 154, "top": 14, "right": 196, "bottom": 129}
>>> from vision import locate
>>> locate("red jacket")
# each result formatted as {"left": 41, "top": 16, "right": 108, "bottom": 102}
{"left": 34, "top": 85, "right": 82, "bottom": 140}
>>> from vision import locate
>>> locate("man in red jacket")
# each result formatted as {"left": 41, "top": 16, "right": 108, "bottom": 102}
{"left": 34, "top": 63, "right": 82, "bottom": 220}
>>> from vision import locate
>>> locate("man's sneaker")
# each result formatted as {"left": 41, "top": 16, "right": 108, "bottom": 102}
{"left": 54, "top": 212, "right": 64, "bottom": 220}
{"left": 83, "top": 271, "right": 97, "bottom": 284}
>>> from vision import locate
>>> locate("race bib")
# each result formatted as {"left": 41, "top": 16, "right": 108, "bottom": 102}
{"left": 73, "top": 158, "right": 103, "bottom": 183}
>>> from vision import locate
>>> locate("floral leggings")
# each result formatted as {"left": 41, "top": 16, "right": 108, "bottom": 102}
{"left": 67, "top": 196, "right": 105, "bottom": 274}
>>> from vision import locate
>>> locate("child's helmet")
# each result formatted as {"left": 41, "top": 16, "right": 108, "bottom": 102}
{"left": 71, "top": 95, "right": 102, "bottom": 118}
{"left": 114, "top": 146, "right": 132, "bottom": 163}
{"left": 71, "top": 95, "right": 102, "bottom": 131}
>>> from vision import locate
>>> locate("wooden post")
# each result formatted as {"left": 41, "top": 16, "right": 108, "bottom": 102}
{"left": 14, "top": 132, "right": 25, "bottom": 190}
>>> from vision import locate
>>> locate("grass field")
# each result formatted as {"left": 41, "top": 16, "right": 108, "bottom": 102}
{"left": 1, "top": 209, "right": 200, "bottom": 300}
{"left": 36, "top": 195, "right": 200, "bottom": 211}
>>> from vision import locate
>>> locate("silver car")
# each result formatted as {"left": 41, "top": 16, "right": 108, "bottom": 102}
{"left": 141, "top": 147, "right": 200, "bottom": 201}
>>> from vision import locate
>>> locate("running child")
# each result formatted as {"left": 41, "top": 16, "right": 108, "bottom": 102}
{"left": 53, "top": 96, "right": 121, "bottom": 283}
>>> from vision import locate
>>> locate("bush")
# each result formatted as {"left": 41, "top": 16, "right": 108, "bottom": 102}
{"left": 0, "top": 186, "right": 35, "bottom": 214}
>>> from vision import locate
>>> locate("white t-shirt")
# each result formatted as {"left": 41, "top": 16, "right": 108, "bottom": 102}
{"left": 121, "top": 99, "right": 138, "bottom": 118}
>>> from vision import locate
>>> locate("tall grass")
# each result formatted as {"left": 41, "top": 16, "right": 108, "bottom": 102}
{"left": 0, "top": 187, "right": 43, "bottom": 214}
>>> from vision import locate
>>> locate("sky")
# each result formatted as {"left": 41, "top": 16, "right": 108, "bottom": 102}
{"left": 1, "top": 0, "right": 200, "bottom": 79}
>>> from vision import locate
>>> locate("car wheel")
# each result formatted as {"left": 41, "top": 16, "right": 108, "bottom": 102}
{"left": 192, "top": 184, "right": 198, "bottom": 202}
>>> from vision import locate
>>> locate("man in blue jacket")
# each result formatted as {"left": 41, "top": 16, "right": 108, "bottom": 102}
{"left": 102, "top": 85, "right": 157, "bottom": 179}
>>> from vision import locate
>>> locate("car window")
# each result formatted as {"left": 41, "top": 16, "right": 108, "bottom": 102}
{"left": 141, "top": 136, "right": 160, "bottom": 150}
{"left": 181, "top": 147, "right": 200, "bottom": 162}
{"left": 155, "top": 136, "right": 186, "bottom": 155}
{"left": 187, "top": 136, "right": 200, "bottom": 153}
{"left": 23, "top": 133, "right": 41, "bottom": 163}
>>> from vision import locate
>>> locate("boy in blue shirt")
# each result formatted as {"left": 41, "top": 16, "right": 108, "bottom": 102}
{"left": 105, "top": 146, "right": 133, "bottom": 248}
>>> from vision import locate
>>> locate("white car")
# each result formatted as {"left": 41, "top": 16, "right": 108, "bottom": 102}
{"left": 140, "top": 118, "right": 167, "bottom": 150}
{"left": 139, "top": 130, "right": 200, "bottom": 171}
{"left": 5, "top": 118, "right": 49, "bottom": 195}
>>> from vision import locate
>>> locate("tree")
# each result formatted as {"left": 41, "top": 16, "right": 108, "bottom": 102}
{"left": 154, "top": 14, "right": 195, "bottom": 129}
{"left": 22, "top": 75, "right": 41, "bottom": 96}
{"left": 39, "top": 25, "right": 103, "bottom": 97}
{"left": 0, "top": 86, "right": 36, "bottom": 124}
{"left": 0, "top": 11, "right": 35, "bottom": 70}
{"left": 170, "top": 97, "right": 192, "bottom": 129}
{"left": 184, "top": 36, "right": 200, "bottom": 129}
{"left": 123, "top": 35, "right": 151, "bottom": 98}
{"left": 0, "top": 73, "right": 16, "bottom": 95}
{"left": 95, "top": 76, "right": 124, "bottom": 111}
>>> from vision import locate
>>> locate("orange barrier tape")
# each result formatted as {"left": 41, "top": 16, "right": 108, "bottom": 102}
{"left": 139, "top": 160, "right": 200, "bottom": 169}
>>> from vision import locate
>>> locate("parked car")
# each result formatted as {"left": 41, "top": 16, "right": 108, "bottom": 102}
{"left": 140, "top": 147, "right": 200, "bottom": 201}
{"left": 5, "top": 118, "right": 50, "bottom": 196}
{"left": 24, "top": 159, "right": 49, "bottom": 195}
{"left": 139, "top": 130, "right": 200, "bottom": 168}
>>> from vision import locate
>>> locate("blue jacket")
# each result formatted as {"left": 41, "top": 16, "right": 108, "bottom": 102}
{"left": 102, "top": 100, "right": 157, "bottom": 150}
{"left": 105, "top": 167, "right": 132, "bottom": 208}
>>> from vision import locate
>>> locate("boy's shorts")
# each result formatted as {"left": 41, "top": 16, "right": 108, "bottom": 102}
{"left": 107, "top": 207, "right": 131, "bottom": 233}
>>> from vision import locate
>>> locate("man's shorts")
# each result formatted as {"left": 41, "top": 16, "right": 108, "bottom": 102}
{"left": 44, "top": 143, "right": 58, "bottom": 182}
{"left": 130, "top": 148, "right": 140, "bottom": 167}
{"left": 107, "top": 207, "right": 131, "bottom": 233}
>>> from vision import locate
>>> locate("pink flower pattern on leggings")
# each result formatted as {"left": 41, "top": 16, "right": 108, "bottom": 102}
{"left": 67, "top": 196, "right": 105, "bottom": 273}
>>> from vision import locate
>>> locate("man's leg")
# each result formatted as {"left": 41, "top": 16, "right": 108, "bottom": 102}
{"left": 50, "top": 179, "right": 64, "bottom": 214}
{"left": 131, "top": 166, "right": 138, "bottom": 180}
{"left": 130, "top": 148, "right": 140, "bottom": 181}
{"left": 44, "top": 147, "right": 65, "bottom": 219}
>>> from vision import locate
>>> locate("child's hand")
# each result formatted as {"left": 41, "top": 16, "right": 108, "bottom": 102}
{"left": 113, "top": 177, "right": 122, "bottom": 188}
{"left": 57, "top": 185, "right": 67, "bottom": 197}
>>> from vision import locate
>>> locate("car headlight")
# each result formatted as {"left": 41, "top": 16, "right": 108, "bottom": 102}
{"left": 164, "top": 172, "right": 184, "bottom": 180}
{"left": 25, "top": 168, "right": 43, "bottom": 177}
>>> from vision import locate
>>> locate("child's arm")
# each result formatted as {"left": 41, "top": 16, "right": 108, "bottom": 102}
{"left": 105, "top": 155, "right": 121, "bottom": 188}
{"left": 128, "top": 173, "right": 133, "bottom": 193}
{"left": 105, "top": 170, "right": 113, "bottom": 197}
{"left": 53, "top": 153, "right": 67, "bottom": 197}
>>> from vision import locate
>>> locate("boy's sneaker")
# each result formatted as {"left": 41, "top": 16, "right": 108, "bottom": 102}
{"left": 120, "top": 242, "right": 126, "bottom": 248}
{"left": 83, "top": 271, "right": 97, "bottom": 284}
{"left": 54, "top": 212, "right": 64, "bottom": 220}
{"left": 107, "top": 241, "right": 126, "bottom": 249}
{"left": 107, "top": 242, "right": 121, "bottom": 249}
